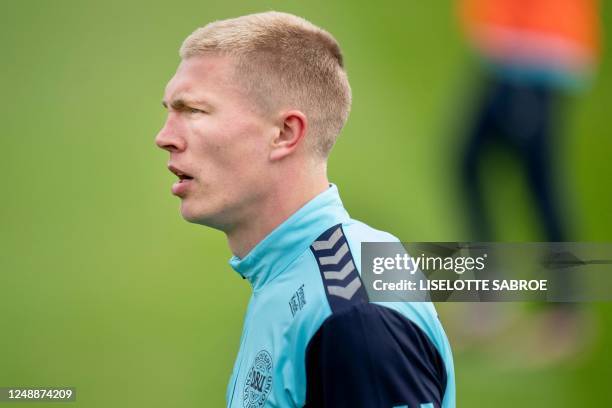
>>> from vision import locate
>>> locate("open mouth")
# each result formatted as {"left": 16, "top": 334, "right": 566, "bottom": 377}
{"left": 168, "top": 165, "right": 194, "bottom": 183}
{"left": 177, "top": 173, "right": 193, "bottom": 183}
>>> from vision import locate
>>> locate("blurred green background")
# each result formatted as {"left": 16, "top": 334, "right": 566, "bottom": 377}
{"left": 1, "top": 0, "right": 611, "bottom": 406}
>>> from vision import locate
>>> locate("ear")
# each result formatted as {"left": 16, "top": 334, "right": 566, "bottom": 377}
{"left": 269, "top": 110, "right": 308, "bottom": 161}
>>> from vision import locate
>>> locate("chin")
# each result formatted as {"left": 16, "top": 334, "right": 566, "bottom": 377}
{"left": 180, "top": 202, "right": 223, "bottom": 229}
{"left": 181, "top": 212, "right": 202, "bottom": 224}
{"left": 180, "top": 206, "right": 206, "bottom": 224}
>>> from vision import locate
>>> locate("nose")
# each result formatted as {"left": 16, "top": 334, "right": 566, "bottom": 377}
{"left": 155, "top": 116, "right": 187, "bottom": 153}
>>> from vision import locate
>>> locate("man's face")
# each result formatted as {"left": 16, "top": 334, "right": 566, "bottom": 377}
{"left": 156, "top": 55, "right": 275, "bottom": 230}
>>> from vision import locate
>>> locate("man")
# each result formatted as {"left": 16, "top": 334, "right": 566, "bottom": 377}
{"left": 156, "top": 11, "right": 455, "bottom": 407}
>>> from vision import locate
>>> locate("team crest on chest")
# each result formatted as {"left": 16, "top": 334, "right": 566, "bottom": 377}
{"left": 243, "top": 350, "right": 273, "bottom": 408}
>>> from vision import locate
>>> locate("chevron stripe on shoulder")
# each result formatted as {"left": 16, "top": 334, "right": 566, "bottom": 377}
{"left": 310, "top": 224, "right": 369, "bottom": 313}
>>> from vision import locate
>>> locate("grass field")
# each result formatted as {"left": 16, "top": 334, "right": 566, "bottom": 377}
{"left": 1, "top": 1, "right": 611, "bottom": 406}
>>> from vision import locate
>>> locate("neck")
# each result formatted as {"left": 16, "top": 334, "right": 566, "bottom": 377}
{"left": 226, "top": 168, "right": 329, "bottom": 259}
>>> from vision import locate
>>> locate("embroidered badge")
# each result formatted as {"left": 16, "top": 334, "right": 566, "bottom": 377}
{"left": 243, "top": 350, "right": 273, "bottom": 408}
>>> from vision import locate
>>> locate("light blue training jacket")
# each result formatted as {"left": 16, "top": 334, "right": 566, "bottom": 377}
{"left": 226, "top": 184, "right": 455, "bottom": 408}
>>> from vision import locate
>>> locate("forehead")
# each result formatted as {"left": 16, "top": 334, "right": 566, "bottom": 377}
{"left": 163, "top": 54, "right": 242, "bottom": 104}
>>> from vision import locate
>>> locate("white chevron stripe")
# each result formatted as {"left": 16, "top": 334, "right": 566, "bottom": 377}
{"left": 323, "top": 260, "right": 355, "bottom": 280}
{"left": 318, "top": 243, "right": 348, "bottom": 265}
{"left": 311, "top": 228, "right": 343, "bottom": 251}
{"left": 327, "top": 277, "right": 362, "bottom": 300}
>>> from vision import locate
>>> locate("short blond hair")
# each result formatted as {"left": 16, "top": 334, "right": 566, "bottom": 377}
{"left": 180, "top": 11, "right": 352, "bottom": 158}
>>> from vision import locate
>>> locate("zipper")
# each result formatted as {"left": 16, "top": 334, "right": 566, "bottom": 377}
{"left": 228, "top": 298, "right": 255, "bottom": 407}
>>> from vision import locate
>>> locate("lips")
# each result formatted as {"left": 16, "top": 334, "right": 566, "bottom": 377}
{"left": 168, "top": 164, "right": 194, "bottom": 196}
{"left": 168, "top": 164, "right": 194, "bottom": 182}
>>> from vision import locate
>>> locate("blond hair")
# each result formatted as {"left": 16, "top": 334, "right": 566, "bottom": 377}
{"left": 180, "top": 11, "right": 352, "bottom": 158}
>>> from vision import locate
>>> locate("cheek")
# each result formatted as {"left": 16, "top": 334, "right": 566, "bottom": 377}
{"left": 237, "top": 125, "right": 270, "bottom": 169}
{"left": 187, "top": 121, "right": 227, "bottom": 170}
{"left": 222, "top": 118, "right": 268, "bottom": 160}
{"left": 190, "top": 115, "right": 270, "bottom": 182}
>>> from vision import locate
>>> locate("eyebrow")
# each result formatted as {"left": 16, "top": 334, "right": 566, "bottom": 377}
{"left": 161, "top": 98, "right": 212, "bottom": 111}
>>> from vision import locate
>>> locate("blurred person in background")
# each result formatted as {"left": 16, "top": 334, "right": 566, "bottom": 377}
{"left": 455, "top": 0, "right": 601, "bottom": 363}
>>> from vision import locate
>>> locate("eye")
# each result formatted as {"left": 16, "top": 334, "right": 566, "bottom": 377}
{"left": 189, "top": 107, "right": 206, "bottom": 114}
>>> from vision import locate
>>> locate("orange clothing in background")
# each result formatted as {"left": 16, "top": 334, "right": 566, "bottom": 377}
{"left": 459, "top": 0, "right": 601, "bottom": 75}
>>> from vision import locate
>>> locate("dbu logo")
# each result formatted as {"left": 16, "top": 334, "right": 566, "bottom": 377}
{"left": 243, "top": 350, "right": 273, "bottom": 408}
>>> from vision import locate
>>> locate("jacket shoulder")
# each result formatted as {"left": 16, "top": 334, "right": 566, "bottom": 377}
{"left": 342, "top": 219, "right": 399, "bottom": 244}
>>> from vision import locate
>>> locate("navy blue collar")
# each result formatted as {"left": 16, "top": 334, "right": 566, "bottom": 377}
{"left": 229, "top": 184, "right": 350, "bottom": 291}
